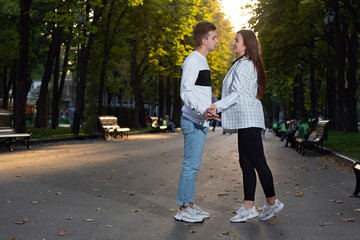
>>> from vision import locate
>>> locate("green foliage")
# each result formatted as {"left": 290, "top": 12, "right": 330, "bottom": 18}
{"left": 250, "top": 0, "right": 330, "bottom": 119}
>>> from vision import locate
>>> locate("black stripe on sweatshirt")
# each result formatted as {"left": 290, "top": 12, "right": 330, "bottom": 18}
{"left": 195, "top": 70, "right": 211, "bottom": 87}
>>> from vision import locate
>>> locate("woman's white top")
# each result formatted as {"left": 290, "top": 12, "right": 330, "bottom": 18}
{"left": 214, "top": 56, "right": 265, "bottom": 130}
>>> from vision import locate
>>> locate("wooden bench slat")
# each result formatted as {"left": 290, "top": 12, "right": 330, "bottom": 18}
{"left": 0, "top": 109, "right": 31, "bottom": 151}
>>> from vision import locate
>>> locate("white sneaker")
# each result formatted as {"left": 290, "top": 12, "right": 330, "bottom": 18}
{"left": 230, "top": 205, "right": 259, "bottom": 222}
{"left": 259, "top": 199, "right": 284, "bottom": 221}
{"left": 192, "top": 204, "right": 210, "bottom": 219}
{"left": 174, "top": 207, "right": 204, "bottom": 223}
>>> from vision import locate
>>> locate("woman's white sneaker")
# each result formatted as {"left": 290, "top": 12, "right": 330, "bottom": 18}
{"left": 258, "top": 199, "right": 284, "bottom": 221}
{"left": 174, "top": 207, "right": 204, "bottom": 223}
{"left": 192, "top": 204, "right": 210, "bottom": 219}
{"left": 230, "top": 206, "right": 259, "bottom": 222}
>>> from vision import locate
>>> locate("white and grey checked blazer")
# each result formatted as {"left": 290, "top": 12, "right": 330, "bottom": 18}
{"left": 214, "top": 56, "right": 265, "bottom": 130}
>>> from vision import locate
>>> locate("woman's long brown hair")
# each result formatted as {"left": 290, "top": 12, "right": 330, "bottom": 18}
{"left": 238, "top": 30, "right": 266, "bottom": 99}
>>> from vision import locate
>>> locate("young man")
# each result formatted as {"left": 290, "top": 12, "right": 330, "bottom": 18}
{"left": 174, "top": 22, "right": 219, "bottom": 223}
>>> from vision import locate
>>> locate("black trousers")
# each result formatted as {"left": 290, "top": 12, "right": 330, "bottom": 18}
{"left": 237, "top": 128, "right": 275, "bottom": 201}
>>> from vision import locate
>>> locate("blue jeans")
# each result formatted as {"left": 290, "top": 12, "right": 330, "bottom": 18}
{"left": 177, "top": 115, "right": 208, "bottom": 206}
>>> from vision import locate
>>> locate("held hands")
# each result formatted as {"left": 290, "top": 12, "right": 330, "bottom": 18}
{"left": 203, "top": 104, "right": 219, "bottom": 121}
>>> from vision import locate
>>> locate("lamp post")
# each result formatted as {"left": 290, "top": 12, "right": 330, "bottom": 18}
{"left": 323, "top": 10, "right": 335, "bottom": 119}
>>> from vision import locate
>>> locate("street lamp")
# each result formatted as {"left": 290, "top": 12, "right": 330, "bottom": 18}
{"left": 323, "top": 10, "right": 335, "bottom": 119}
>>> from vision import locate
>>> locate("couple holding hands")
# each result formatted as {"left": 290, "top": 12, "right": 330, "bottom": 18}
{"left": 174, "top": 22, "right": 284, "bottom": 223}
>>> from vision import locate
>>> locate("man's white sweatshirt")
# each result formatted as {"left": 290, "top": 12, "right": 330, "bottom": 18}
{"left": 180, "top": 51, "right": 217, "bottom": 127}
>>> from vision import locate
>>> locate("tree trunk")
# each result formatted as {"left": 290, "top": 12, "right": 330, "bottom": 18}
{"left": 345, "top": 32, "right": 358, "bottom": 133}
{"left": 35, "top": 26, "right": 63, "bottom": 128}
{"left": 14, "top": 0, "right": 32, "bottom": 133}
{"left": 130, "top": 43, "right": 146, "bottom": 128}
{"left": 158, "top": 73, "right": 164, "bottom": 118}
{"left": 73, "top": 3, "right": 105, "bottom": 135}
{"left": 51, "top": 37, "right": 61, "bottom": 129}
{"left": 2, "top": 65, "right": 10, "bottom": 109}
{"left": 335, "top": 14, "right": 347, "bottom": 131}
{"left": 165, "top": 74, "right": 172, "bottom": 116}
{"left": 309, "top": 63, "right": 317, "bottom": 120}
{"left": 292, "top": 74, "right": 298, "bottom": 118}
{"left": 11, "top": 60, "right": 17, "bottom": 114}
{"left": 172, "top": 76, "right": 182, "bottom": 126}
{"left": 98, "top": 0, "right": 118, "bottom": 116}
{"left": 297, "top": 72, "right": 305, "bottom": 116}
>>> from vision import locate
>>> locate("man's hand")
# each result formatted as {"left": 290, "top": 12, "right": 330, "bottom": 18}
{"left": 203, "top": 104, "right": 219, "bottom": 121}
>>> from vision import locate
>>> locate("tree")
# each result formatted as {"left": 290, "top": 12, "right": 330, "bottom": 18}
{"left": 14, "top": 0, "right": 32, "bottom": 133}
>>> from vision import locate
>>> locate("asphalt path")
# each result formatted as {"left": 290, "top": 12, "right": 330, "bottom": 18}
{"left": 0, "top": 129, "right": 359, "bottom": 240}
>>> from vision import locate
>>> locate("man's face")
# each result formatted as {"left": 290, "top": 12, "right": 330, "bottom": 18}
{"left": 204, "top": 30, "right": 218, "bottom": 52}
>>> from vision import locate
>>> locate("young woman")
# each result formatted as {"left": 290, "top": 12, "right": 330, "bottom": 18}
{"left": 209, "top": 29, "right": 284, "bottom": 222}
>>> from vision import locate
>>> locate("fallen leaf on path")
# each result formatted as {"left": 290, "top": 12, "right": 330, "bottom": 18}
{"left": 319, "top": 223, "right": 325, "bottom": 226}
{"left": 354, "top": 208, "right": 360, "bottom": 212}
{"left": 336, "top": 213, "right": 343, "bottom": 215}
{"left": 129, "top": 209, "right": 138, "bottom": 212}
{"left": 93, "top": 189, "right": 100, "bottom": 192}
{"left": 65, "top": 217, "right": 73, "bottom": 220}
{"left": 55, "top": 192, "right": 62, "bottom": 195}
{"left": 96, "top": 208, "right": 101, "bottom": 211}
{"left": 274, "top": 182, "right": 281, "bottom": 185}
{"left": 295, "top": 192, "right": 304, "bottom": 197}
{"left": 5, "top": 200, "right": 11, "bottom": 204}
{"left": 341, "top": 218, "right": 355, "bottom": 222}
{"left": 184, "top": 223, "right": 192, "bottom": 226}
{"left": 85, "top": 219, "right": 94, "bottom": 222}
{"left": 31, "top": 201, "right": 40, "bottom": 204}
{"left": 234, "top": 199, "right": 244, "bottom": 203}
{"left": 129, "top": 193, "right": 136, "bottom": 196}
{"left": 284, "top": 179, "right": 291, "bottom": 184}
{"left": 106, "top": 225, "right": 112, "bottom": 228}
{"left": 23, "top": 218, "right": 30, "bottom": 222}
{"left": 336, "top": 200, "right": 344, "bottom": 203}
{"left": 168, "top": 209, "right": 178, "bottom": 212}
{"left": 58, "top": 230, "right": 67, "bottom": 236}
{"left": 217, "top": 193, "right": 228, "bottom": 196}
{"left": 222, "top": 231, "right": 230, "bottom": 235}
{"left": 15, "top": 222, "right": 25, "bottom": 225}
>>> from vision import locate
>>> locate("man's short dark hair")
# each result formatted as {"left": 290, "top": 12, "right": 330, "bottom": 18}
{"left": 193, "top": 22, "right": 216, "bottom": 47}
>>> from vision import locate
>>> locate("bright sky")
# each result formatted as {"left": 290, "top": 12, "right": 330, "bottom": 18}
{"left": 219, "top": 0, "right": 258, "bottom": 31}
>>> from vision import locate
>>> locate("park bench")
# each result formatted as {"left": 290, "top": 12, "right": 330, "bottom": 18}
{"left": 98, "top": 116, "right": 130, "bottom": 140}
{"left": 351, "top": 161, "right": 360, "bottom": 198}
{"left": 0, "top": 109, "right": 31, "bottom": 151}
{"left": 296, "top": 120, "right": 330, "bottom": 156}
{"left": 150, "top": 117, "right": 168, "bottom": 133}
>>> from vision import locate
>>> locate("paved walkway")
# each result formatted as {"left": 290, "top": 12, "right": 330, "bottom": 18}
{"left": 0, "top": 130, "right": 359, "bottom": 239}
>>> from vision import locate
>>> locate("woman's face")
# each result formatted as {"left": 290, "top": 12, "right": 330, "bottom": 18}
{"left": 232, "top": 33, "right": 246, "bottom": 56}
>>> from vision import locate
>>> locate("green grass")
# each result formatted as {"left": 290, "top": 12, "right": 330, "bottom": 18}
{"left": 27, "top": 126, "right": 84, "bottom": 139}
{"left": 324, "top": 130, "right": 360, "bottom": 160}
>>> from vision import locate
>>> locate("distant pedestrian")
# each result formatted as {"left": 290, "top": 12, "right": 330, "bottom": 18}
{"left": 165, "top": 115, "right": 176, "bottom": 132}
{"left": 209, "top": 29, "right": 284, "bottom": 222}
